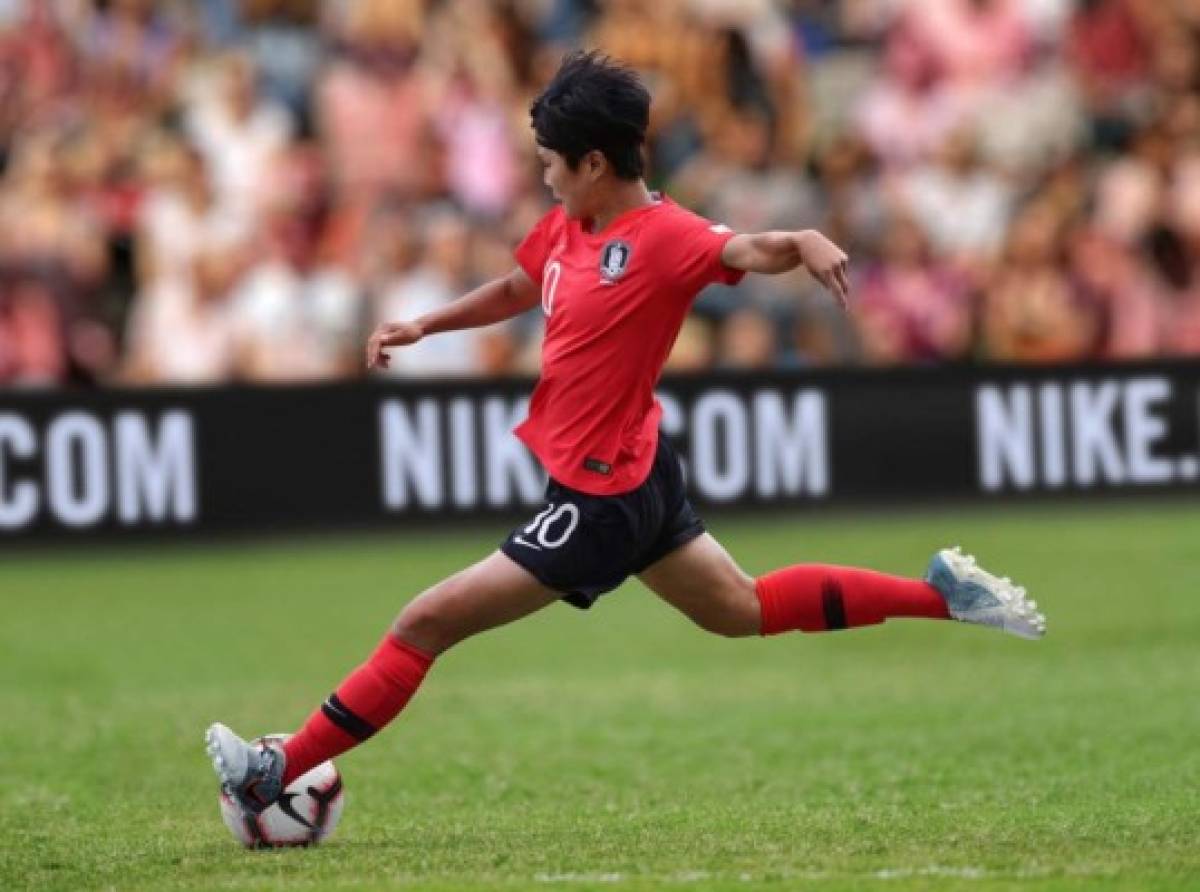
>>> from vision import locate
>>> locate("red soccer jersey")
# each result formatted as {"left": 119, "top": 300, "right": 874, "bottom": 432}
{"left": 513, "top": 195, "right": 744, "bottom": 495}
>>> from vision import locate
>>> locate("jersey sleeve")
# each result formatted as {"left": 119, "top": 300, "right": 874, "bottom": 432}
{"left": 663, "top": 208, "right": 746, "bottom": 290}
{"left": 514, "top": 208, "right": 561, "bottom": 285}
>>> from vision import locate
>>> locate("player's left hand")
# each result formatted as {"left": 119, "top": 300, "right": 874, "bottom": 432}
{"left": 797, "top": 231, "right": 850, "bottom": 308}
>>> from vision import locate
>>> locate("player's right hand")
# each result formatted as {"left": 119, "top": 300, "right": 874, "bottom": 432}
{"left": 366, "top": 321, "right": 425, "bottom": 370}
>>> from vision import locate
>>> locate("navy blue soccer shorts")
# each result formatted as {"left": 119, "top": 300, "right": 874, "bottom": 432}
{"left": 500, "top": 436, "right": 705, "bottom": 609}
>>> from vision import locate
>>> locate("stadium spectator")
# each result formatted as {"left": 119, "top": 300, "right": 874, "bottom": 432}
{"left": 897, "top": 127, "right": 1014, "bottom": 267}
{"left": 315, "top": 0, "right": 433, "bottom": 204}
{"left": 235, "top": 0, "right": 324, "bottom": 121}
{"left": 854, "top": 214, "right": 972, "bottom": 364}
{"left": 0, "top": 279, "right": 68, "bottom": 385}
{"left": 121, "top": 236, "right": 240, "bottom": 385}
{"left": 184, "top": 52, "right": 293, "bottom": 229}
{"left": 136, "top": 138, "right": 248, "bottom": 286}
{"left": 230, "top": 143, "right": 362, "bottom": 382}
{"left": 1067, "top": 224, "right": 1163, "bottom": 360}
{"left": 980, "top": 201, "right": 1100, "bottom": 363}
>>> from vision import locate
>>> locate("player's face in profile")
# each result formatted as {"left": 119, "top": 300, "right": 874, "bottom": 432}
{"left": 537, "top": 146, "right": 595, "bottom": 219}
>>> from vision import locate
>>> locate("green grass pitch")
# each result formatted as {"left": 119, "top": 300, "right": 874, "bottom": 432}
{"left": 3, "top": 502, "right": 1199, "bottom": 891}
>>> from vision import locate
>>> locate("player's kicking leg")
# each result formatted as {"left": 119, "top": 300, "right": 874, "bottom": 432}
{"left": 637, "top": 534, "right": 1046, "bottom": 640}
{"left": 207, "top": 550, "right": 560, "bottom": 815}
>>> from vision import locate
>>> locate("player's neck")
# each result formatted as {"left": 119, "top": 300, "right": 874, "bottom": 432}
{"left": 587, "top": 180, "right": 656, "bottom": 234}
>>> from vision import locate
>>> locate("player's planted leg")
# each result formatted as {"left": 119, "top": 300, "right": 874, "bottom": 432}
{"left": 206, "top": 551, "right": 559, "bottom": 812}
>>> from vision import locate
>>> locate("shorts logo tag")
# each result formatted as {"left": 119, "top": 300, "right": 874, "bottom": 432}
{"left": 599, "top": 240, "right": 632, "bottom": 282}
{"left": 583, "top": 457, "right": 612, "bottom": 475}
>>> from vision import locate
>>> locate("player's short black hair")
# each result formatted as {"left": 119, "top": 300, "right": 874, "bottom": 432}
{"left": 530, "top": 51, "right": 650, "bottom": 180}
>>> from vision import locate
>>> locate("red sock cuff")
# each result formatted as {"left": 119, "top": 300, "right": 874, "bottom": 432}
{"left": 350, "top": 633, "right": 435, "bottom": 729}
{"left": 375, "top": 634, "right": 436, "bottom": 680}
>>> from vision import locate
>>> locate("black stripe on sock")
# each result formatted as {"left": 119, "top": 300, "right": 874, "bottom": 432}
{"left": 321, "top": 693, "right": 377, "bottom": 741}
{"left": 821, "top": 579, "right": 847, "bottom": 631}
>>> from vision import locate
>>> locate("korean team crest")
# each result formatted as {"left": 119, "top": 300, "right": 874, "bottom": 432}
{"left": 599, "top": 239, "right": 632, "bottom": 282}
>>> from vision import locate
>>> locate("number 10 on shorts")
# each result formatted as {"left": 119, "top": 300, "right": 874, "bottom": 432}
{"left": 514, "top": 502, "right": 580, "bottom": 550}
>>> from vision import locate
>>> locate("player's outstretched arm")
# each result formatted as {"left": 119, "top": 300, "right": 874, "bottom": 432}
{"left": 721, "top": 230, "right": 850, "bottom": 307}
{"left": 366, "top": 266, "right": 540, "bottom": 370}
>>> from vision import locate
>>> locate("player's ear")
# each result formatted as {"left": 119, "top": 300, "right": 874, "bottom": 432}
{"left": 584, "top": 149, "right": 607, "bottom": 181}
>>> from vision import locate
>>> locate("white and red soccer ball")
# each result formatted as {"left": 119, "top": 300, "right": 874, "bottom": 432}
{"left": 218, "top": 734, "right": 344, "bottom": 848}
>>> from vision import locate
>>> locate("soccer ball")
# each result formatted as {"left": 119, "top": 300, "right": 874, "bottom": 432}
{"left": 218, "top": 734, "right": 345, "bottom": 848}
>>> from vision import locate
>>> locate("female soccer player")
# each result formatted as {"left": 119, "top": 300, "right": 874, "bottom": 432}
{"left": 208, "top": 52, "right": 1045, "bottom": 814}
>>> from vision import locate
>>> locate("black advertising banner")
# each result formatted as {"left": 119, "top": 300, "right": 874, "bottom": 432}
{"left": 2, "top": 361, "right": 1198, "bottom": 540}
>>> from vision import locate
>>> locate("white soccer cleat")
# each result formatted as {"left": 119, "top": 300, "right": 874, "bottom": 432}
{"left": 924, "top": 546, "right": 1046, "bottom": 640}
{"left": 205, "top": 722, "right": 285, "bottom": 815}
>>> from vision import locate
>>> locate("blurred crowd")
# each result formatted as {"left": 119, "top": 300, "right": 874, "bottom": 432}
{"left": 2, "top": 0, "right": 1200, "bottom": 387}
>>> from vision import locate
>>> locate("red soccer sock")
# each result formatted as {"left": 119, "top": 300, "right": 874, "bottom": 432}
{"left": 755, "top": 564, "right": 949, "bottom": 635}
{"left": 281, "top": 634, "right": 434, "bottom": 785}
